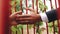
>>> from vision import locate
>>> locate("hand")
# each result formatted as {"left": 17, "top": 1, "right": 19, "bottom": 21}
{"left": 15, "top": 8, "right": 41, "bottom": 24}
{"left": 16, "top": 14, "right": 41, "bottom": 24}
{"left": 9, "top": 8, "right": 41, "bottom": 24}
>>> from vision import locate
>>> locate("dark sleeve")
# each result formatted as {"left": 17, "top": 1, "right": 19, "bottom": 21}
{"left": 46, "top": 9, "right": 57, "bottom": 22}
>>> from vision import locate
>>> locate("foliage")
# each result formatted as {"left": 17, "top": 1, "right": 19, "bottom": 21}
{"left": 39, "top": 0, "right": 48, "bottom": 12}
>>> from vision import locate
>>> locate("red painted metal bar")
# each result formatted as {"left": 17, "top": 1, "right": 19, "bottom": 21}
{"left": 50, "top": 0, "right": 52, "bottom": 9}
{"left": 32, "top": 0, "right": 35, "bottom": 34}
{"left": 14, "top": 0, "right": 18, "bottom": 34}
{"left": 44, "top": 0, "right": 49, "bottom": 34}
{"left": 20, "top": 0, "right": 22, "bottom": 10}
{"left": 0, "top": 0, "right": 10, "bottom": 34}
{"left": 7, "top": 0, "right": 12, "bottom": 34}
{"left": 54, "top": 0, "right": 59, "bottom": 34}
{"left": 57, "top": 0, "right": 60, "bottom": 34}
{"left": 26, "top": 0, "right": 28, "bottom": 14}
{"left": 36, "top": 0, "right": 38, "bottom": 14}
{"left": 9, "top": 1, "right": 12, "bottom": 34}
{"left": 26, "top": 0, "right": 29, "bottom": 34}
{"left": 55, "top": 0, "right": 57, "bottom": 8}
{"left": 54, "top": 0, "right": 58, "bottom": 34}
{"left": 57, "top": 13, "right": 60, "bottom": 34}
{"left": 36, "top": 0, "right": 40, "bottom": 34}
{"left": 32, "top": 0, "right": 34, "bottom": 9}
{"left": 53, "top": 20, "right": 55, "bottom": 34}
{"left": 15, "top": 0, "right": 16, "bottom": 12}
{"left": 20, "top": 0, "right": 23, "bottom": 34}
{"left": 50, "top": 0, "right": 55, "bottom": 34}
{"left": 33, "top": 24, "right": 35, "bottom": 34}
{"left": 58, "top": 20, "right": 60, "bottom": 34}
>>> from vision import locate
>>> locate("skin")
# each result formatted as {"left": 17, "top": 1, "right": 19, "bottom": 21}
{"left": 9, "top": 8, "right": 41, "bottom": 25}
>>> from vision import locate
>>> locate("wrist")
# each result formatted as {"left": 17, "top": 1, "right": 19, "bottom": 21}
{"left": 37, "top": 14, "right": 42, "bottom": 21}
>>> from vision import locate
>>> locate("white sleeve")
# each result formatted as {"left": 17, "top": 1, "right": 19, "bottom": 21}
{"left": 39, "top": 12, "right": 49, "bottom": 22}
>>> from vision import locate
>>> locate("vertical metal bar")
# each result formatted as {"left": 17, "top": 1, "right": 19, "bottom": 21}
{"left": 20, "top": 0, "right": 22, "bottom": 10}
{"left": 15, "top": 0, "right": 16, "bottom": 12}
{"left": 36, "top": 0, "right": 38, "bottom": 14}
{"left": 53, "top": 21, "right": 55, "bottom": 34}
{"left": 36, "top": 0, "right": 40, "bottom": 34}
{"left": 44, "top": 0, "right": 49, "bottom": 34}
{"left": 9, "top": 0, "right": 12, "bottom": 34}
{"left": 50, "top": 0, "right": 55, "bottom": 34}
{"left": 57, "top": 20, "right": 60, "bottom": 34}
{"left": 57, "top": 0, "right": 60, "bottom": 34}
{"left": 50, "top": 0, "right": 52, "bottom": 9}
{"left": 46, "top": 22, "right": 48, "bottom": 34}
{"left": 57, "top": 8, "right": 60, "bottom": 34}
{"left": 32, "top": 0, "right": 35, "bottom": 34}
{"left": 26, "top": 0, "right": 29, "bottom": 34}
{"left": 26, "top": 0, "right": 28, "bottom": 14}
{"left": 14, "top": 0, "right": 17, "bottom": 34}
{"left": 55, "top": 0, "right": 57, "bottom": 8}
{"left": 32, "top": 0, "right": 34, "bottom": 9}
{"left": 55, "top": 0, "right": 58, "bottom": 34}
{"left": 20, "top": 0, "right": 23, "bottom": 34}
{"left": 33, "top": 24, "right": 35, "bottom": 34}
{"left": 0, "top": 0, "right": 10, "bottom": 34}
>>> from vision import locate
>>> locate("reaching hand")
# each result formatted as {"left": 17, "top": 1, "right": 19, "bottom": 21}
{"left": 9, "top": 8, "right": 41, "bottom": 24}
{"left": 16, "top": 14, "right": 41, "bottom": 24}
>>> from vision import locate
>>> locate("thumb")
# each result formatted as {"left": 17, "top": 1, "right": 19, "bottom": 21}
{"left": 9, "top": 10, "right": 22, "bottom": 18}
{"left": 15, "top": 10, "right": 22, "bottom": 15}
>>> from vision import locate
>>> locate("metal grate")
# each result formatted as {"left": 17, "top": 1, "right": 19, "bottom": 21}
{"left": 9, "top": 0, "right": 60, "bottom": 34}
{"left": 0, "top": 0, "right": 60, "bottom": 34}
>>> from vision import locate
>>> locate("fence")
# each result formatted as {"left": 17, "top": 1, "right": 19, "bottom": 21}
{"left": 0, "top": 0, "right": 60, "bottom": 34}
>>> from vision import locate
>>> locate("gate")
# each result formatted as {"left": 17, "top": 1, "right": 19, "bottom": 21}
{"left": 0, "top": 0, "right": 60, "bottom": 34}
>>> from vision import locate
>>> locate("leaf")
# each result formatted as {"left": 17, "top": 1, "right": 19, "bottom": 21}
{"left": 28, "top": 25, "right": 33, "bottom": 29}
{"left": 17, "top": 24, "right": 23, "bottom": 29}
{"left": 39, "top": 0, "right": 48, "bottom": 12}
{"left": 11, "top": 26, "right": 17, "bottom": 32}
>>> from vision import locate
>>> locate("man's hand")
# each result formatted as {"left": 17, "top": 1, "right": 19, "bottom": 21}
{"left": 9, "top": 8, "right": 41, "bottom": 24}
{"left": 16, "top": 8, "right": 41, "bottom": 24}
{"left": 16, "top": 14, "right": 41, "bottom": 24}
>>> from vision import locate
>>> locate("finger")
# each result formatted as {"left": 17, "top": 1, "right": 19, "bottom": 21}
{"left": 10, "top": 11, "right": 22, "bottom": 16}
{"left": 16, "top": 14, "right": 31, "bottom": 18}
{"left": 14, "top": 10, "right": 22, "bottom": 15}
{"left": 10, "top": 11, "right": 22, "bottom": 18}
{"left": 17, "top": 20, "right": 37, "bottom": 24}
{"left": 16, "top": 18, "right": 34, "bottom": 21}
{"left": 16, "top": 21, "right": 30, "bottom": 23}
{"left": 16, "top": 21, "right": 35, "bottom": 24}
